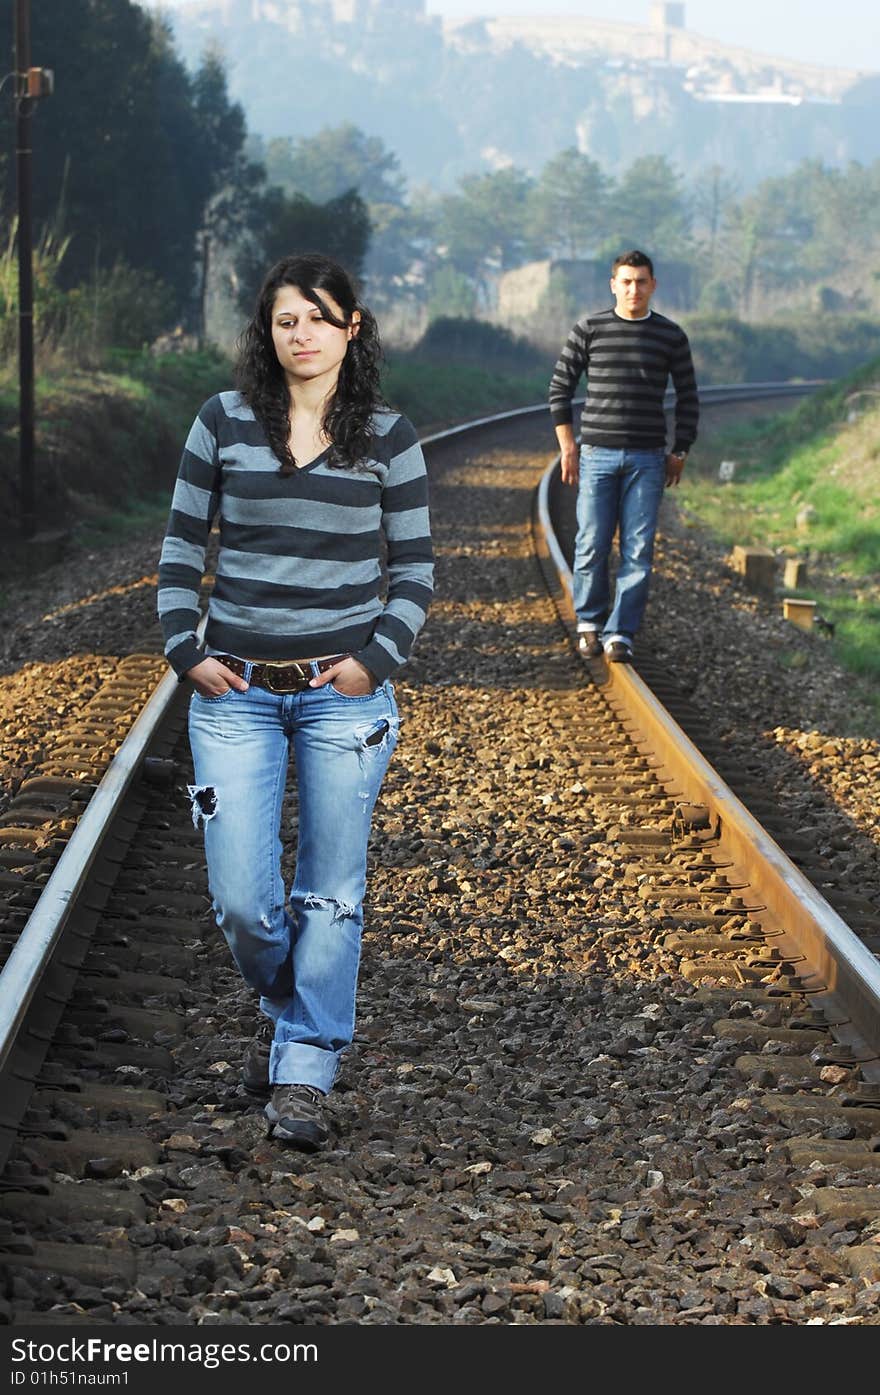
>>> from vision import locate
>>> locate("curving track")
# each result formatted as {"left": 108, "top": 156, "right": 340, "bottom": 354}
{"left": 1, "top": 389, "right": 880, "bottom": 1327}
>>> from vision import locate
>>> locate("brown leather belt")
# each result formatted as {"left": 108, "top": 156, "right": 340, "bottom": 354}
{"left": 213, "top": 653, "right": 349, "bottom": 694}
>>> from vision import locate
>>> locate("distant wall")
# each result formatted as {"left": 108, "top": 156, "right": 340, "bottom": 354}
{"left": 496, "top": 258, "right": 696, "bottom": 349}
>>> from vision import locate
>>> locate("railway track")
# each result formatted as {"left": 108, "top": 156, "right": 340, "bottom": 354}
{"left": 1, "top": 384, "right": 879, "bottom": 1327}
{"left": 539, "top": 460, "right": 880, "bottom": 1072}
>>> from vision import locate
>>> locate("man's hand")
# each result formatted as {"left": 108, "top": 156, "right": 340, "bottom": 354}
{"left": 187, "top": 657, "right": 250, "bottom": 698}
{"left": 555, "top": 423, "right": 579, "bottom": 487}
{"left": 309, "top": 655, "right": 375, "bottom": 697}
{"left": 665, "top": 452, "right": 687, "bottom": 488}
{"left": 560, "top": 442, "right": 580, "bottom": 487}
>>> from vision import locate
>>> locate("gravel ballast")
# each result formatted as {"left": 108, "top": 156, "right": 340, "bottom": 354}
{"left": 1, "top": 410, "right": 879, "bottom": 1327}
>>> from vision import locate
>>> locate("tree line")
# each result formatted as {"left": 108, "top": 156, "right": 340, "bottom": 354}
{"left": 261, "top": 129, "right": 879, "bottom": 323}
{"left": 0, "top": 0, "right": 369, "bottom": 354}
{"left": 1, "top": 0, "right": 877, "bottom": 363}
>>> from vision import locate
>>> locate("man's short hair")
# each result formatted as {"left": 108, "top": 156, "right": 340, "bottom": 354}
{"left": 611, "top": 250, "right": 654, "bottom": 277}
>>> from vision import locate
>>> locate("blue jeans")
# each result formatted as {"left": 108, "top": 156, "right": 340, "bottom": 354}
{"left": 572, "top": 445, "right": 667, "bottom": 642}
{"left": 187, "top": 678, "right": 399, "bottom": 1094}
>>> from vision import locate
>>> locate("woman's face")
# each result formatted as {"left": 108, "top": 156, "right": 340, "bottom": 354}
{"left": 270, "top": 284, "right": 358, "bottom": 390}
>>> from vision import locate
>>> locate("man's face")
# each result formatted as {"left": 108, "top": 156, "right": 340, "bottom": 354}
{"left": 610, "top": 264, "right": 657, "bottom": 319}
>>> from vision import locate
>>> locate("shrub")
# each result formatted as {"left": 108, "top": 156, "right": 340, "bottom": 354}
{"left": 0, "top": 218, "right": 72, "bottom": 360}
{"left": 63, "top": 262, "right": 176, "bottom": 355}
{"left": 0, "top": 205, "right": 176, "bottom": 373}
{"left": 413, "top": 315, "right": 546, "bottom": 372}
{"left": 684, "top": 312, "right": 880, "bottom": 385}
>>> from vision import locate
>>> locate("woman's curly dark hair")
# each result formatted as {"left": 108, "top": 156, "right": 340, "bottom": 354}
{"left": 234, "top": 253, "right": 386, "bottom": 475}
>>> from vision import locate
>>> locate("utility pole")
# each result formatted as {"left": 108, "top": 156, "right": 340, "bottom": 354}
{"left": 13, "top": 0, "right": 52, "bottom": 540}
{"left": 14, "top": 0, "right": 35, "bottom": 539}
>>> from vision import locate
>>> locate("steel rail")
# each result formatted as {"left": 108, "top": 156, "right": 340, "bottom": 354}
{"left": 0, "top": 621, "right": 204, "bottom": 1075}
{"left": 0, "top": 671, "right": 176, "bottom": 1072}
{"left": 536, "top": 456, "right": 880, "bottom": 1077}
{"left": 0, "top": 378, "right": 832, "bottom": 1080}
{"left": 419, "top": 379, "right": 824, "bottom": 448}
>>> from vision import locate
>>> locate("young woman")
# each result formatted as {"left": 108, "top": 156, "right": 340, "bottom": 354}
{"left": 157, "top": 254, "right": 433, "bottom": 1152}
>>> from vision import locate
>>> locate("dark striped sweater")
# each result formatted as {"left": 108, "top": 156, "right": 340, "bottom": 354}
{"left": 548, "top": 308, "right": 699, "bottom": 454}
{"left": 157, "top": 392, "right": 433, "bottom": 684}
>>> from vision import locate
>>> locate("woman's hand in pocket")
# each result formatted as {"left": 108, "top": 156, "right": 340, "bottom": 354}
{"left": 187, "top": 658, "right": 250, "bottom": 699}
{"left": 311, "top": 656, "right": 374, "bottom": 696}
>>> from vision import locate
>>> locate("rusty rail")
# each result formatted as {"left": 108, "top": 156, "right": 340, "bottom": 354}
{"left": 535, "top": 456, "right": 880, "bottom": 1077}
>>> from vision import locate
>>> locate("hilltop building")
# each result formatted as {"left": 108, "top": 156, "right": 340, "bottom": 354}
{"left": 650, "top": 3, "right": 686, "bottom": 62}
{"left": 443, "top": 6, "right": 859, "bottom": 104}
{"left": 650, "top": 3, "right": 686, "bottom": 27}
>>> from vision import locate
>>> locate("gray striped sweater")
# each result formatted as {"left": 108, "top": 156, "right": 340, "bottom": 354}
{"left": 157, "top": 392, "right": 433, "bottom": 684}
{"left": 548, "top": 308, "right": 699, "bottom": 454}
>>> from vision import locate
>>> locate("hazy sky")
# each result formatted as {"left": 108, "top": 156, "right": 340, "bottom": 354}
{"left": 150, "top": 1, "right": 880, "bottom": 72}
{"left": 429, "top": 2, "right": 877, "bottom": 70}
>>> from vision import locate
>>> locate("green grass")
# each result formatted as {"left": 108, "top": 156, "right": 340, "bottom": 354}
{"left": 682, "top": 362, "right": 880, "bottom": 724}
{"left": 687, "top": 438, "right": 880, "bottom": 576}
{"left": 383, "top": 358, "right": 549, "bottom": 428}
{"left": 683, "top": 439, "right": 880, "bottom": 573}
{"left": 801, "top": 592, "right": 880, "bottom": 681}
{"left": 98, "top": 347, "right": 234, "bottom": 437}
{"left": 74, "top": 491, "right": 173, "bottom": 551}
{"left": 0, "top": 348, "right": 231, "bottom": 567}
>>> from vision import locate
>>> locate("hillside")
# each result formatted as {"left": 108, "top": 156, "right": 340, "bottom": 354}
{"left": 680, "top": 362, "right": 880, "bottom": 687}
{"left": 0, "top": 333, "right": 550, "bottom": 561}
{"left": 163, "top": 0, "right": 880, "bottom": 187}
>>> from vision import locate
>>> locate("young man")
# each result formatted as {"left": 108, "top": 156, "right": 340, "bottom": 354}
{"left": 549, "top": 250, "right": 698, "bottom": 662}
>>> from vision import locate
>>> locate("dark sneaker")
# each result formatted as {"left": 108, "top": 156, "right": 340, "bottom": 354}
{"left": 605, "top": 641, "right": 632, "bottom": 664}
{"left": 265, "top": 1084, "right": 329, "bottom": 1152}
{"left": 241, "top": 1017, "right": 273, "bottom": 1096}
{"left": 577, "top": 631, "right": 604, "bottom": 659}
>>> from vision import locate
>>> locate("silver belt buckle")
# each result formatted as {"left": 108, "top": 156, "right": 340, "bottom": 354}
{"left": 263, "top": 660, "right": 308, "bottom": 693}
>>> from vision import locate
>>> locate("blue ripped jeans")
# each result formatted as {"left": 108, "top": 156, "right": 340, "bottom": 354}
{"left": 187, "top": 679, "right": 398, "bottom": 1094}
{"left": 573, "top": 445, "right": 667, "bottom": 643}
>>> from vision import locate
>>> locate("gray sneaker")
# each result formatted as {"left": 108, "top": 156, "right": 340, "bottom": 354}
{"left": 241, "top": 1017, "right": 273, "bottom": 1096}
{"left": 265, "top": 1084, "right": 329, "bottom": 1151}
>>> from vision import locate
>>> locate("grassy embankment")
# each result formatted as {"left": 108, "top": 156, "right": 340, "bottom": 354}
{"left": 0, "top": 341, "right": 551, "bottom": 571}
{"left": 680, "top": 359, "right": 880, "bottom": 712}
{"left": 0, "top": 349, "right": 233, "bottom": 563}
